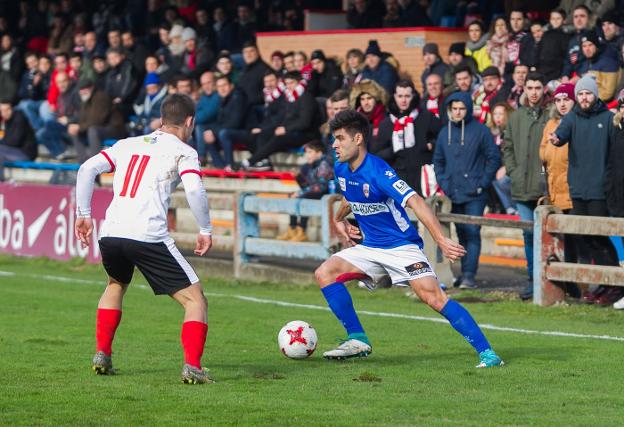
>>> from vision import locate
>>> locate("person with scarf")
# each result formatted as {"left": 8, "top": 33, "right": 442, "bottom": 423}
{"left": 433, "top": 91, "right": 501, "bottom": 289}
{"left": 492, "top": 63, "right": 528, "bottom": 110}
{"left": 487, "top": 17, "right": 512, "bottom": 77}
{"left": 242, "top": 71, "right": 321, "bottom": 171}
{"left": 465, "top": 20, "right": 492, "bottom": 73}
{"left": 472, "top": 66, "right": 503, "bottom": 124}
{"left": 349, "top": 79, "right": 388, "bottom": 140}
{"left": 420, "top": 73, "right": 444, "bottom": 120}
{"left": 374, "top": 79, "right": 441, "bottom": 197}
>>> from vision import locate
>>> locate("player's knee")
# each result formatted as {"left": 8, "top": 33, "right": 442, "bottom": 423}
{"left": 314, "top": 264, "right": 333, "bottom": 287}
{"left": 421, "top": 291, "right": 447, "bottom": 311}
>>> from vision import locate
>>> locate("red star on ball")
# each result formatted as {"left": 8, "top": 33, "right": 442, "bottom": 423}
{"left": 287, "top": 327, "right": 308, "bottom": 345}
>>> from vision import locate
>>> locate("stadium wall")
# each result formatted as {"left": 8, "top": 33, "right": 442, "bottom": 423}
{"left": 256, "top": 27, "right": 465, "bottom": 93}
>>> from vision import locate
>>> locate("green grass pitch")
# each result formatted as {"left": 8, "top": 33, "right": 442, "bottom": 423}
{"left": 1, "top": 254, "right": 623, "bottom": 426}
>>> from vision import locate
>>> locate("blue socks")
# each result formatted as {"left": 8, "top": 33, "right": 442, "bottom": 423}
{"left": 440, "top": 300, "right": 491, "bottom": 354}
{"left": 321, "top": 282, "right": 369, "bottom": 344}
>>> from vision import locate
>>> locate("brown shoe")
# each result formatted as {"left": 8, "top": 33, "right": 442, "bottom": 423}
{"left": 594, "top": 287, "right": 624, "bottom": 307}
{"left": 290, "top": 226, "right": 308, "bottom": 242}
{"left": 277, "top": 226, "right": 295, "bottom": 240}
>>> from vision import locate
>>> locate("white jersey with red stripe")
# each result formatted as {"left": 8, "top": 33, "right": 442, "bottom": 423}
{"left": 98, "top": 130, "right": 202, "bottom": 242}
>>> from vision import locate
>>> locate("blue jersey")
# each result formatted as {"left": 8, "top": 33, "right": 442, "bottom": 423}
{"left": 335, "top": 153, "right": 423, "bottom": 249}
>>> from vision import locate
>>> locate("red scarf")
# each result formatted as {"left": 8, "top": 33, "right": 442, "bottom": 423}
{"left": 359, "top": 103, "right": 386, "bottom": 134}
{"left": 390, "top": 109, "right": 419, "bottom": 153}
{"left": 478, "top": 81, "right": 503, "bottom": 123}
{"left": 426, "top": 96, "right": 442, "bottom": 118}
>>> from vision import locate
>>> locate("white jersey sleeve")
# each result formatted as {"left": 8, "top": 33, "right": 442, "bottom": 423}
{"left": 177, "top": 147, "right": 212, "bottom": 235}
{"left": 99, "top": 131, "right": 208, "bottom": 242}
{"left": 75, "top": 150, "right": 117, "bottom": 217}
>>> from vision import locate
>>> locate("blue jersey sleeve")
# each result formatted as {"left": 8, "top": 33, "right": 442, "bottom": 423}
{"left": 375, "top": 165, "right": 416, "bottom": 207}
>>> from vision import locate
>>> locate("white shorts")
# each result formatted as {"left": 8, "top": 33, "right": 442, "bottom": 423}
{"left": 333, "top": 244, "right": 437, "bottom": 287}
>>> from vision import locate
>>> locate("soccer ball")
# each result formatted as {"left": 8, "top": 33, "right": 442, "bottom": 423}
{"left": 278, "top": 320, "right": 318, "bottom": 359}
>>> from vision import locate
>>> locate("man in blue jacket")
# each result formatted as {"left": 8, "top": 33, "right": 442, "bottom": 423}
{"left": 433, "top": 91, "right": 501, "bottom": 289}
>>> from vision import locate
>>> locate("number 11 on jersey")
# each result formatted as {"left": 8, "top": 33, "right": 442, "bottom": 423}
{"left": 120, "top": 154, "right": 151, "bottom": 198}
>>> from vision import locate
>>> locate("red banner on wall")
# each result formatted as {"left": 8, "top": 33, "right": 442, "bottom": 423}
{"left": 0, "top": 183, "right": 112, "bottom": 263}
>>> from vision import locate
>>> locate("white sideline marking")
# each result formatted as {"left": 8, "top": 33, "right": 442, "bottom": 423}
{"left": 2, "top": 270, "right": 623, "bottom": 343}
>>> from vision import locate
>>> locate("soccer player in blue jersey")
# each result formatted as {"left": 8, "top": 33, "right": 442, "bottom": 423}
{"left": 315, "top": 109, "right": 504, "bottom": 368}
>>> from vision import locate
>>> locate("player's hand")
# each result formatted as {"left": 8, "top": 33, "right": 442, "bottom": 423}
{"left": 436, "top": 237, "right": 466, "bottom": 263}
{"left": 74, "top": 217, "right": 93, "bottom": 248}
{"left": 335, "top": 220, "right": 359, "bottom": 247}
{"left": 194, "top": 234, "right": 212, "bottom": 256}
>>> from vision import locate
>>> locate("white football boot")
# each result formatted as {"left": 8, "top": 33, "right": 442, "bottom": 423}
{"left": 323, "top": 339, "right": 372, "bottom": 360}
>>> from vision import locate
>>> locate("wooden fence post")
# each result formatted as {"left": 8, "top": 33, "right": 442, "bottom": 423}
{"left": 533, "top": 205, "right": 565, "bottom": 306}
{"left": 424, "top": 195, "right": 454, "bottom": 287}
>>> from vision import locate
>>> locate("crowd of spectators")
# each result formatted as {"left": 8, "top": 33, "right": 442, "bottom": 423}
{"left": 1, "top": 1, "right": 624, "bottom": 305}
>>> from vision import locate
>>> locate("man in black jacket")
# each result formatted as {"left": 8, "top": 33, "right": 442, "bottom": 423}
{"left": 308, "top": 50, "right": 343, "bottom": 98}
{"left": 374, "top": 80, "right": 441, "bottom": 196}
{"left": 550, "top": 75, "right": 622, "bottom": 305}
{"left": 0, "top": 101, "right": 37, "bottom": 181}
{"left": 219, "top": 71, "right": 287, "bottom": 168}
{"left": 237, "top": 42, "right": 270, "bottom": 126}
{"left": 202, "top": 74, "right": 247, "bottom": 170}
{"left": 242, "top": 71, "right": 320, "bottom": 171}
{"left": 104, "top": 47, "right": 138, "bottom": 118}
{"left": 538, "top": 9, "right": 571, "bottom": 82}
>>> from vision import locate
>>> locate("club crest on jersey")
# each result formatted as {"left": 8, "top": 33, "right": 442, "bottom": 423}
{"left": 338, "top": 177, "right": 347, "bottom": 192}
{"left": 143, "top": 136, "right": 158, "bottom": 144}
{"left": 363, "top": 183, "right": 369, "bottom": 198}
{"left": 385, "top": 170, "right": 395, "bottom": 178}
{"left": 405, "top": 262, "right": 432, "bottom": 276}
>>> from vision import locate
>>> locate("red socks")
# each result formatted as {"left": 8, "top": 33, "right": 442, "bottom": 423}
{"left": 96, "top": 308, "right": 122, "bottom": 356}
{"left": 181, "top": 321, "right": 208, "bottom": 369}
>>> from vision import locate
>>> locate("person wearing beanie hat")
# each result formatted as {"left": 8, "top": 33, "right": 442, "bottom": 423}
{"left": 133, "top": 71, "right": 168, "bottom": 135}
{"left": 472, "top": 66, "right": 503, "bottom": 124}
{"left": 576, "top": 32, "right": 620, "bottom": 101}
{"left": 70, "top": 72, "right": 125, "bottom": 163}
{"left": 550, "top": 68, "right": 622, "bottom": 306}
{"left": 421, "top": 42, "right": 448, "bottom": 90}
{"left": 180, "top": 26, "right": 210, "bottom": 75}
{"left": 601, "top": 10, "right": 623, "bottom": 51}
{"left": 309, "top": 50, "right": 343, "bottom": 98}
{"left": 361, "top": 40, "right": 398, "bottom": 94}
{"left": 270, "top": 50, "right": 284, "bottom": 73}
{"left": 445, "top": 42, "right": 479, "bottom": 91}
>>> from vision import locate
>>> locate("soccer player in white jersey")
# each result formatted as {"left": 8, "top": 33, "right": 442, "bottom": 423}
{"left": 315, "top": 110, "right": 504, "bottom": 368}
{"left": 74, "top": 94, "right": 214, "bottom": 384}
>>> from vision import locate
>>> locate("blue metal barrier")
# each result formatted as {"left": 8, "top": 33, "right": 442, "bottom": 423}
{"left": 234, "top": 192, "right": 341, "bottom": 277}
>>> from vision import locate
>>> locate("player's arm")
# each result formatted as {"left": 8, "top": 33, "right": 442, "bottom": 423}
{"left": 74, "top": 151, "right": 116, "bottom": 247}
{"left": 405, "top": 194, "right": 466, "bottom": 262}
{"left": 179, "top": 167, "right": 213, "bottom": 256}
{"left": 333, "top": 197, "right": 361, "bottom": 247}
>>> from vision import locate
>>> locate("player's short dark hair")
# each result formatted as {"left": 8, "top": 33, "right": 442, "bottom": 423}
{"left": 160, "top": 94, "right": 195, "bottom": 126}
{"left": 329, "top": 109, "right": 370, "bottom": 141}
{"left": 525, "top": 71, "right": 545, "bottom": 85}
{"left": 304, "top": 140, "right": 325, "bottom": 152}
{"left": 330, "top": 89, "right": 350, "bottom": 103}
{"left": 468, "top": 20, "right": 485, "bottom": 33}
{"left": 283, "top": 71, "right": 301, "bottom": 81}
{"left": 215, "top": 73, "right": 231, "bottom": 84}
{"left": 573, "top": 4, "right": 591, "bottom": 15}
{"left": 552, "top": 8, "right": 567, "bottom": 20}
{"left": 454, "top": 64, "right": 473, "bottom": 77}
